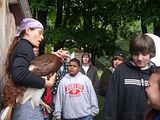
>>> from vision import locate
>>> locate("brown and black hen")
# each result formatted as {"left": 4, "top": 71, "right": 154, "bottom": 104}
{"left": 2, "top": 49, "right": 69, "bottom": 120}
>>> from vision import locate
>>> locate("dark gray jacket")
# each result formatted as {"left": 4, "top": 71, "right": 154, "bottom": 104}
{"left": 80, "top": 64, "right": 99, "bottom": 89}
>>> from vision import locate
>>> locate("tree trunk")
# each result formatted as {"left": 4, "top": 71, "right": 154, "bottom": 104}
{"left": 82, "top": 1, "right": 93, "bottom": 29}
{"left": 55, "top": 0, "right": 63, "bottom": 28}
{"left": 32, "top": 9, "right": 48, "bottom": 55}
{"left": 111, "top": 20, "right": 118, "bottom": 52}
{"left": 63, "top": 0, "right": 71, "bottom": 27}
{"left": 141, "top": 17, "right": 147, "bottom": 34}
{"left": 37, "top": 10, "right": 48, "bottom": 55}
{"left": 153, "top": 19, "right": 160, "bottom": 37}
{"left": 38, "top": 10, "right": 48, "bottom": 29}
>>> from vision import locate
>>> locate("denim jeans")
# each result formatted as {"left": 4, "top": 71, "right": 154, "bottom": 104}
{"left": 64, "top": 115, "right": 93, "bottom": 120}
{"left": 11, "top": 100, "right": 44, "bottom": 120}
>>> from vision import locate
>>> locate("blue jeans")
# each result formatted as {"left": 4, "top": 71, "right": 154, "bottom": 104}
{"left": 11, "top": 100, "right": 43, "bottom": 120}
{"left": 64, "top": 115, "right": 93, "bottom": 120}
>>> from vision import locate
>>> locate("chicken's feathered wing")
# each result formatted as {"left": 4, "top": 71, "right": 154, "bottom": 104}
{"left": 30, "top": 54, "right": 63, "bottom": 76}
{"left": 2, "top": 50, "right": 69, "bottom": 120}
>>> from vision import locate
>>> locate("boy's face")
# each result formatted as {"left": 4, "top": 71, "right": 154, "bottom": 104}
{"left": 68, "top": 61, "right": 79, "bottom": 76}
{"left": 132, "top": 53, "right": 150, "bottom": 68}
{"left": 145, "top": 73, "right": 160, "bottom": 110}
{"left": 113, "top": 57, "right": 124, "bottom": 68}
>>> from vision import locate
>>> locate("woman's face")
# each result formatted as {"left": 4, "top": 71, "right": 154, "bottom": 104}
{"left": 145, "top": 73, "right": 160, "bottom": 110}
{"left": 26, "top": 28, "right": 44, "bottom": 47}
{"left": 132, "top": 53, "right": 150, "bottom": 68}
{"left": 82, "top": 55, "right": 90, "bottom": 64}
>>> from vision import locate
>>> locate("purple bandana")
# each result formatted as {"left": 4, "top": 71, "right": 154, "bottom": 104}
{"left": 16, "top": 18, "right": 44, "bottom": 36}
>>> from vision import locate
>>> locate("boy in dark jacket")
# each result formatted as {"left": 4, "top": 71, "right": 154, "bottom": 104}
{"left": 105, "top": 34, "right": 156, "bottom": 120}
{"left": 99, "top": 50, "right": 125, "bottom": 97}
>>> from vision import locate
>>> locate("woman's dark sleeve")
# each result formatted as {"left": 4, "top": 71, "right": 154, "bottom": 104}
{"left": 11, "top": 43, "right": 45, "bottom": 88}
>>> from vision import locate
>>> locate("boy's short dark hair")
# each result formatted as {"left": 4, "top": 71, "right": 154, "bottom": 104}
{"left": 129, "top": 34, "right": 155, "bottom": 58}
{"left": 69, "top": 58, "right": 80, "bottom": 67}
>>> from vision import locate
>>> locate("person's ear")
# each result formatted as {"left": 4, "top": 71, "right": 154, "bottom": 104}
{"left": 25, "top": 28, "right": 30, "bottom": 35}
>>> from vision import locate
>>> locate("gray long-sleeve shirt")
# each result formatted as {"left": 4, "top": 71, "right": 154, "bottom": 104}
{"left": 54, "top": 72, "right": 99, "bottom": 119}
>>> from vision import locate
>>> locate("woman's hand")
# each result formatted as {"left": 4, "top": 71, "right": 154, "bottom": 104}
{"left": 44, "top": 73, "right": 56, "bottom": 87}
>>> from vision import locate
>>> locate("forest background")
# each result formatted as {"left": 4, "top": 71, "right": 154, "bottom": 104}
{"left": 29, "top": 0, "right": 160, "bottom": 66}
{"left": 29, "top": 0, "right": 160, "bottom": 119}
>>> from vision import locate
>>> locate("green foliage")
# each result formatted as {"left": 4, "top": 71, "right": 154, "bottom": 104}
{"left": 29, "top": 0, "right": 54, "bottom": 11}
{"left": 28, "top": 1, "right": 160, "bottom": 120}
{"left": 44, "top": 26, "right": 119, "bottom": 57}
{"left": 30, "top": 0, "right": 159, "bottom": 58}
{"left": 98, "top": 55, "right": 112, "bottom": 67}
{"left": 44, "top": 44, "right": 53, "bottom": 53}
{"left": 44, "top": 27, "right": 74, "bottom": 46}
{"left": 94, "top": 95, "right": 105, "bottom": 120}
{"left": 47, "top": 7, "right": 57, "bottom": 26}
{"left": 97, "top": 69, "right": 104, "bottom": 79}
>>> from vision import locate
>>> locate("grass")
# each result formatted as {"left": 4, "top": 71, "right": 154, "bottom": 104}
{"left": 95, "top": 94, "right": 105, "bottom": 120}
{"left": 94, "top": 69, "right": 105, "bottom": 120}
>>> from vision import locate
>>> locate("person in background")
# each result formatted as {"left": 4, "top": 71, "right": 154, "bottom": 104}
{"left": 48, "top": 58, "right": 69, "bottom": 120}
{"left": 52, "top": 58, "right": 69, "bottom": 96}
{"left": 109, "top": 50, "right": 126, "bottom": 73}
{"left": 105, "top": 34, "right": 156, "bottom": 120}
{"left": 98, "top": 50, "right": 125, "bottom": 97}
{"left": 80, "top": 53, "right": 99, "bottom": 90}
{"left": 144, "top": 66, "right": 160, "bottom": 120}
{"left": 54, "top": 58, "right": 99, "bottom": 120}
{"left": 33, "top": 47, "right": 39, "bottom": 56}
{"left": 3, "top": 18, "right": 56, "bottom": 120}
